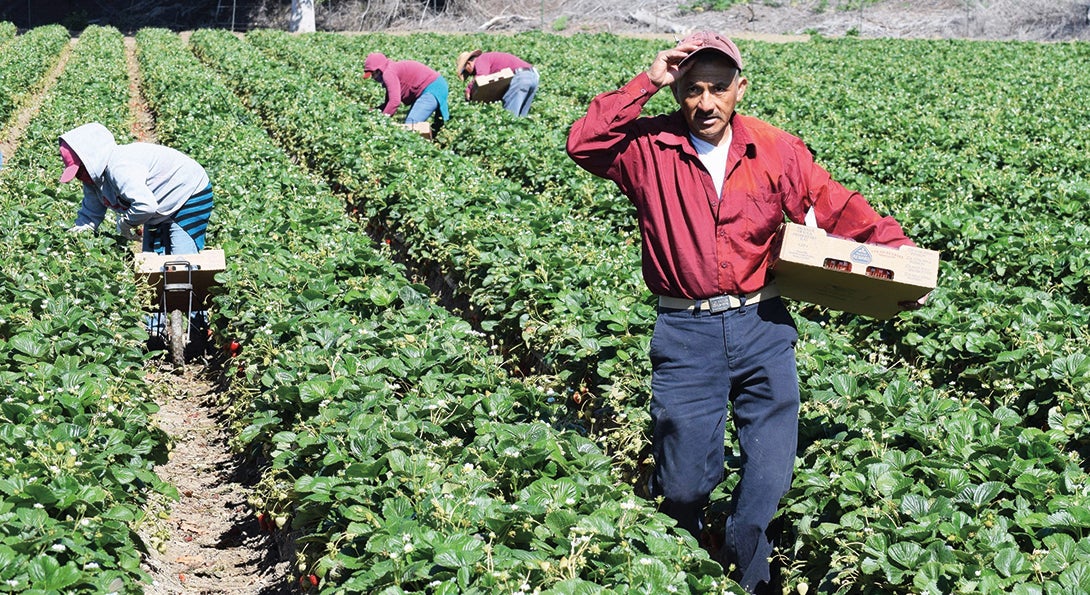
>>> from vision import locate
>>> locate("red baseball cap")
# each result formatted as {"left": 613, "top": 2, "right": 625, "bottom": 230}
{"left": 678, "top": 31, "right": 744, "bottom": 71}
{"left": 59, "top": 141, "right": 82, "bottom": 184}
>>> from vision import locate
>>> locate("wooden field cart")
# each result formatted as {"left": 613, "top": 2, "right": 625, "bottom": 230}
{"left": 134, "top": 249, "right": 226, "bottom": 367}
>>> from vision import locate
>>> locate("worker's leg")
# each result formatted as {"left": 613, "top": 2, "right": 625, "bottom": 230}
{"left": 405, "top": 94, "right": 438, "bottom": 125}
{"left": 647, "top": 306, "right": 732, "bottom": 537}
{"left": 502, "top": 69, "right": 539, "bottom": 117}
{"left": 721, "top": 298, "right": 799, "bottom": 592}
{"left": 142, "top": 221, "right": 168, "bottom": 254}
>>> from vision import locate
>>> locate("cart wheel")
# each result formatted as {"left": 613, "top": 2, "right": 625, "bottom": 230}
{"left": 168, "top": 309, "right": 187, "bottom": 368}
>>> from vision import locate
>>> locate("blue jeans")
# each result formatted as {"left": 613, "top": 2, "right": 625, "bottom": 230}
{"left": 648, "top": 296, "right": 798, "bottom": 592}
{"left": 142, "top": 221, "right": 198, "bottom": 255}
{"left": 502, "top": 68, "right": 539, "bottom": 117}
{"left": 406, "top": 77, "right": 450, "bottom": 127}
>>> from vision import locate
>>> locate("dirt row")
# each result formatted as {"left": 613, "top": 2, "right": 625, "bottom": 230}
{"left": 116, "top": 37, "right": 293, "bottom": 594}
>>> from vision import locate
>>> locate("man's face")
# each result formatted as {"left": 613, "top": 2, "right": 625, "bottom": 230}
{"left": 675, "top": 57, "right": 747, "bottom": 146}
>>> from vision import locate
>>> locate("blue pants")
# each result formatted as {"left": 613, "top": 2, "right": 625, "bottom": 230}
{"left": 648, "top": 297, "right": 798, "bottom": 592}
{"left": 143, "top": 221, "right": 198, "bottom": 255}
{"left": 406, "top": 77, "right": 450, "bottom": 127}
{"left": 502, "top": 68, "right": 539, "bottom": 117}
{"left": 143, "top": 184, "right": 213, "bottom": 255}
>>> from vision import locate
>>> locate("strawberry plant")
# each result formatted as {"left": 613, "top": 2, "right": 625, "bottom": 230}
{"left": 0, "top": 25, "right": 174, "bottom": 593}
{"left": 0, "top": 24, "right": 69, "bottom": 126}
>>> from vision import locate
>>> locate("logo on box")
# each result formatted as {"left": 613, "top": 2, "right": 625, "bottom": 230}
{"left": 850, "top": 245, "right": 873, "bottom": 264}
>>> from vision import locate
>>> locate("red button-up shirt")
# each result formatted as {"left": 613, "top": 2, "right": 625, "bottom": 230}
{"left": 567, "top": 72, "right": 915, "bottom": 300}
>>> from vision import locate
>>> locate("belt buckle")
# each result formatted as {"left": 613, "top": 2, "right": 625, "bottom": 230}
{"left": 707, "top": 294, "right": 735, "bottom": 313}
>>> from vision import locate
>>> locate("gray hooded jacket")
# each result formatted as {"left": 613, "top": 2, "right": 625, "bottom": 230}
{"left": 64, "top": 123, "right": 210, "bottom": 229}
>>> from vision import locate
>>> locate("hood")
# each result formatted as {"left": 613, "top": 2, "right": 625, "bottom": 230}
{"left": 363, "top": 52, "right": 390, "bottom": 73}
{"left": 58, "top": 123, "right": 116, "bottom": 183}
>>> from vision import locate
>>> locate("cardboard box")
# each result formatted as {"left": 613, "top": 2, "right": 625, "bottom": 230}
{"left": 469, "top": 68, "right": 514, "bottom": 103}
{"left": 134, "top": 249, "right": 226, "bottom": 310}
{"left": 770, "top": 223, "right": 939, "bottom": 319}
{"left": 400, "top": 121, "right": 433, "bottom": 140}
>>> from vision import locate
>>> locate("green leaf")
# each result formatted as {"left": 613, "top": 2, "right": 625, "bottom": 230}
{"left": 887, "top": 541, "right": 926, "bottom": 569}
{"left": 545, "top": 510, "right": 578, "bottom": 536}
{"left": 27, "top": 555, "right": 80, "bottom": 590}
{"left": 1050, "top": 353, "right": 1089, "bottom": 381}
{"left": 994, "top": 546, "right": 1028, "bottom": 578}
{"left": 959, "top": 481, "right": 1005, "bottom": 508}
{"left": 900, "top": 494, "right": 931, "bottom": 517}
{"left": 369, "top": 283, "right": 397, "bottom": 306}
{"left": 839, "top": 471, "right": 868, "bottom": 494}
{"left": 1058, "top": 561, "right": 1090, "bottom": 593}
{"left": 830, "top": 374, "right": 859, "bottom": 398}
{"left": 9, "top": 334, "right": 47, "bottom": 358}
{"left": 432, "top": 534, "right": 484, "bottom": 569}
{"left": 549, "top": 578, "right": 608, "bottom": 594}
{"left": 577, "top": 512, "right": 619, "bottom": 538}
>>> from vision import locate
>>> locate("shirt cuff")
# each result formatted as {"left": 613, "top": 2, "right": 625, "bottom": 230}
{"left": 624, "top": 71, "right": 661, "bottom": 98}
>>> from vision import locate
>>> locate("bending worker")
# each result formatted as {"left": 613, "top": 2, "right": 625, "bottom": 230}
{"left": 62, "top": 122, "right": 213, "bottom": 256}
{"left": 567, "top": 32, "right": 922, "bottom": 593}
{"left": 456, "top": 49, "right": 539, "bottom": 117}
{"left": 363, "top": 52, "right": 450, "bottom": 132}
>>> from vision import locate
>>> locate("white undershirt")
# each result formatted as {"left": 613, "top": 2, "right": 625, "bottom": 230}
{"left": 689, "top": 129, "right": 732, "bottom": 198}
{"left": 690, "top": 129, "right": 820, "bottom": 227}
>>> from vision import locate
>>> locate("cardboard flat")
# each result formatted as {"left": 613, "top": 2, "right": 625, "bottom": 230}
{"left": 135, "top": 249, "right": 226, "bottom": 310}
{"left": 469, "top": 68, "right": 514, "bottom": 103}
{"left": 400, "top": 121, "right": 433, "bottom": 140}
{"left": 771, "top": 223, "right": 939, "bottom": 319}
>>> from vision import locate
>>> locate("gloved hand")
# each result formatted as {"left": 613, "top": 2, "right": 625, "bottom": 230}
{"left": 67, "top": 222, "right": 95, "bottom": 234}
{"left": 116, "top": 219, "right": 140, "bottom": 241}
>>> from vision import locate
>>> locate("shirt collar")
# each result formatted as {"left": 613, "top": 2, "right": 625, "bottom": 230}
{"left": 654, "top": 111, "right": 756, "bottom": 160}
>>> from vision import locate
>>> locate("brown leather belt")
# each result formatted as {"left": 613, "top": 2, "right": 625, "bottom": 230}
{"left": 657, "top": 285, "right": 779, "bottom": 313}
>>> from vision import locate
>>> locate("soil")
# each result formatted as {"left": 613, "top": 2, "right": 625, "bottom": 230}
{"left": 137, "top": 366, "right": 290, "bottom": 595}
{"left": 123, "top": 40, "right": 291, "bottom": 595}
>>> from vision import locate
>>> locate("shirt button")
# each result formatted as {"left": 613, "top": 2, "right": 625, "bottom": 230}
{"left": 720, "top": 262, "right": 729, "bottom": 269}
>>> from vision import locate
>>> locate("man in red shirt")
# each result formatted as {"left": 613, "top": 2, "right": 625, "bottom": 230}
{"left": 456, "top": 50, "right": 539, "bottom": 117}
{"left": 567, "top": 31, "right": 920, "bottom": 593}
{"left": 363, "top": 53, "right": 450, "bottom": 131}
